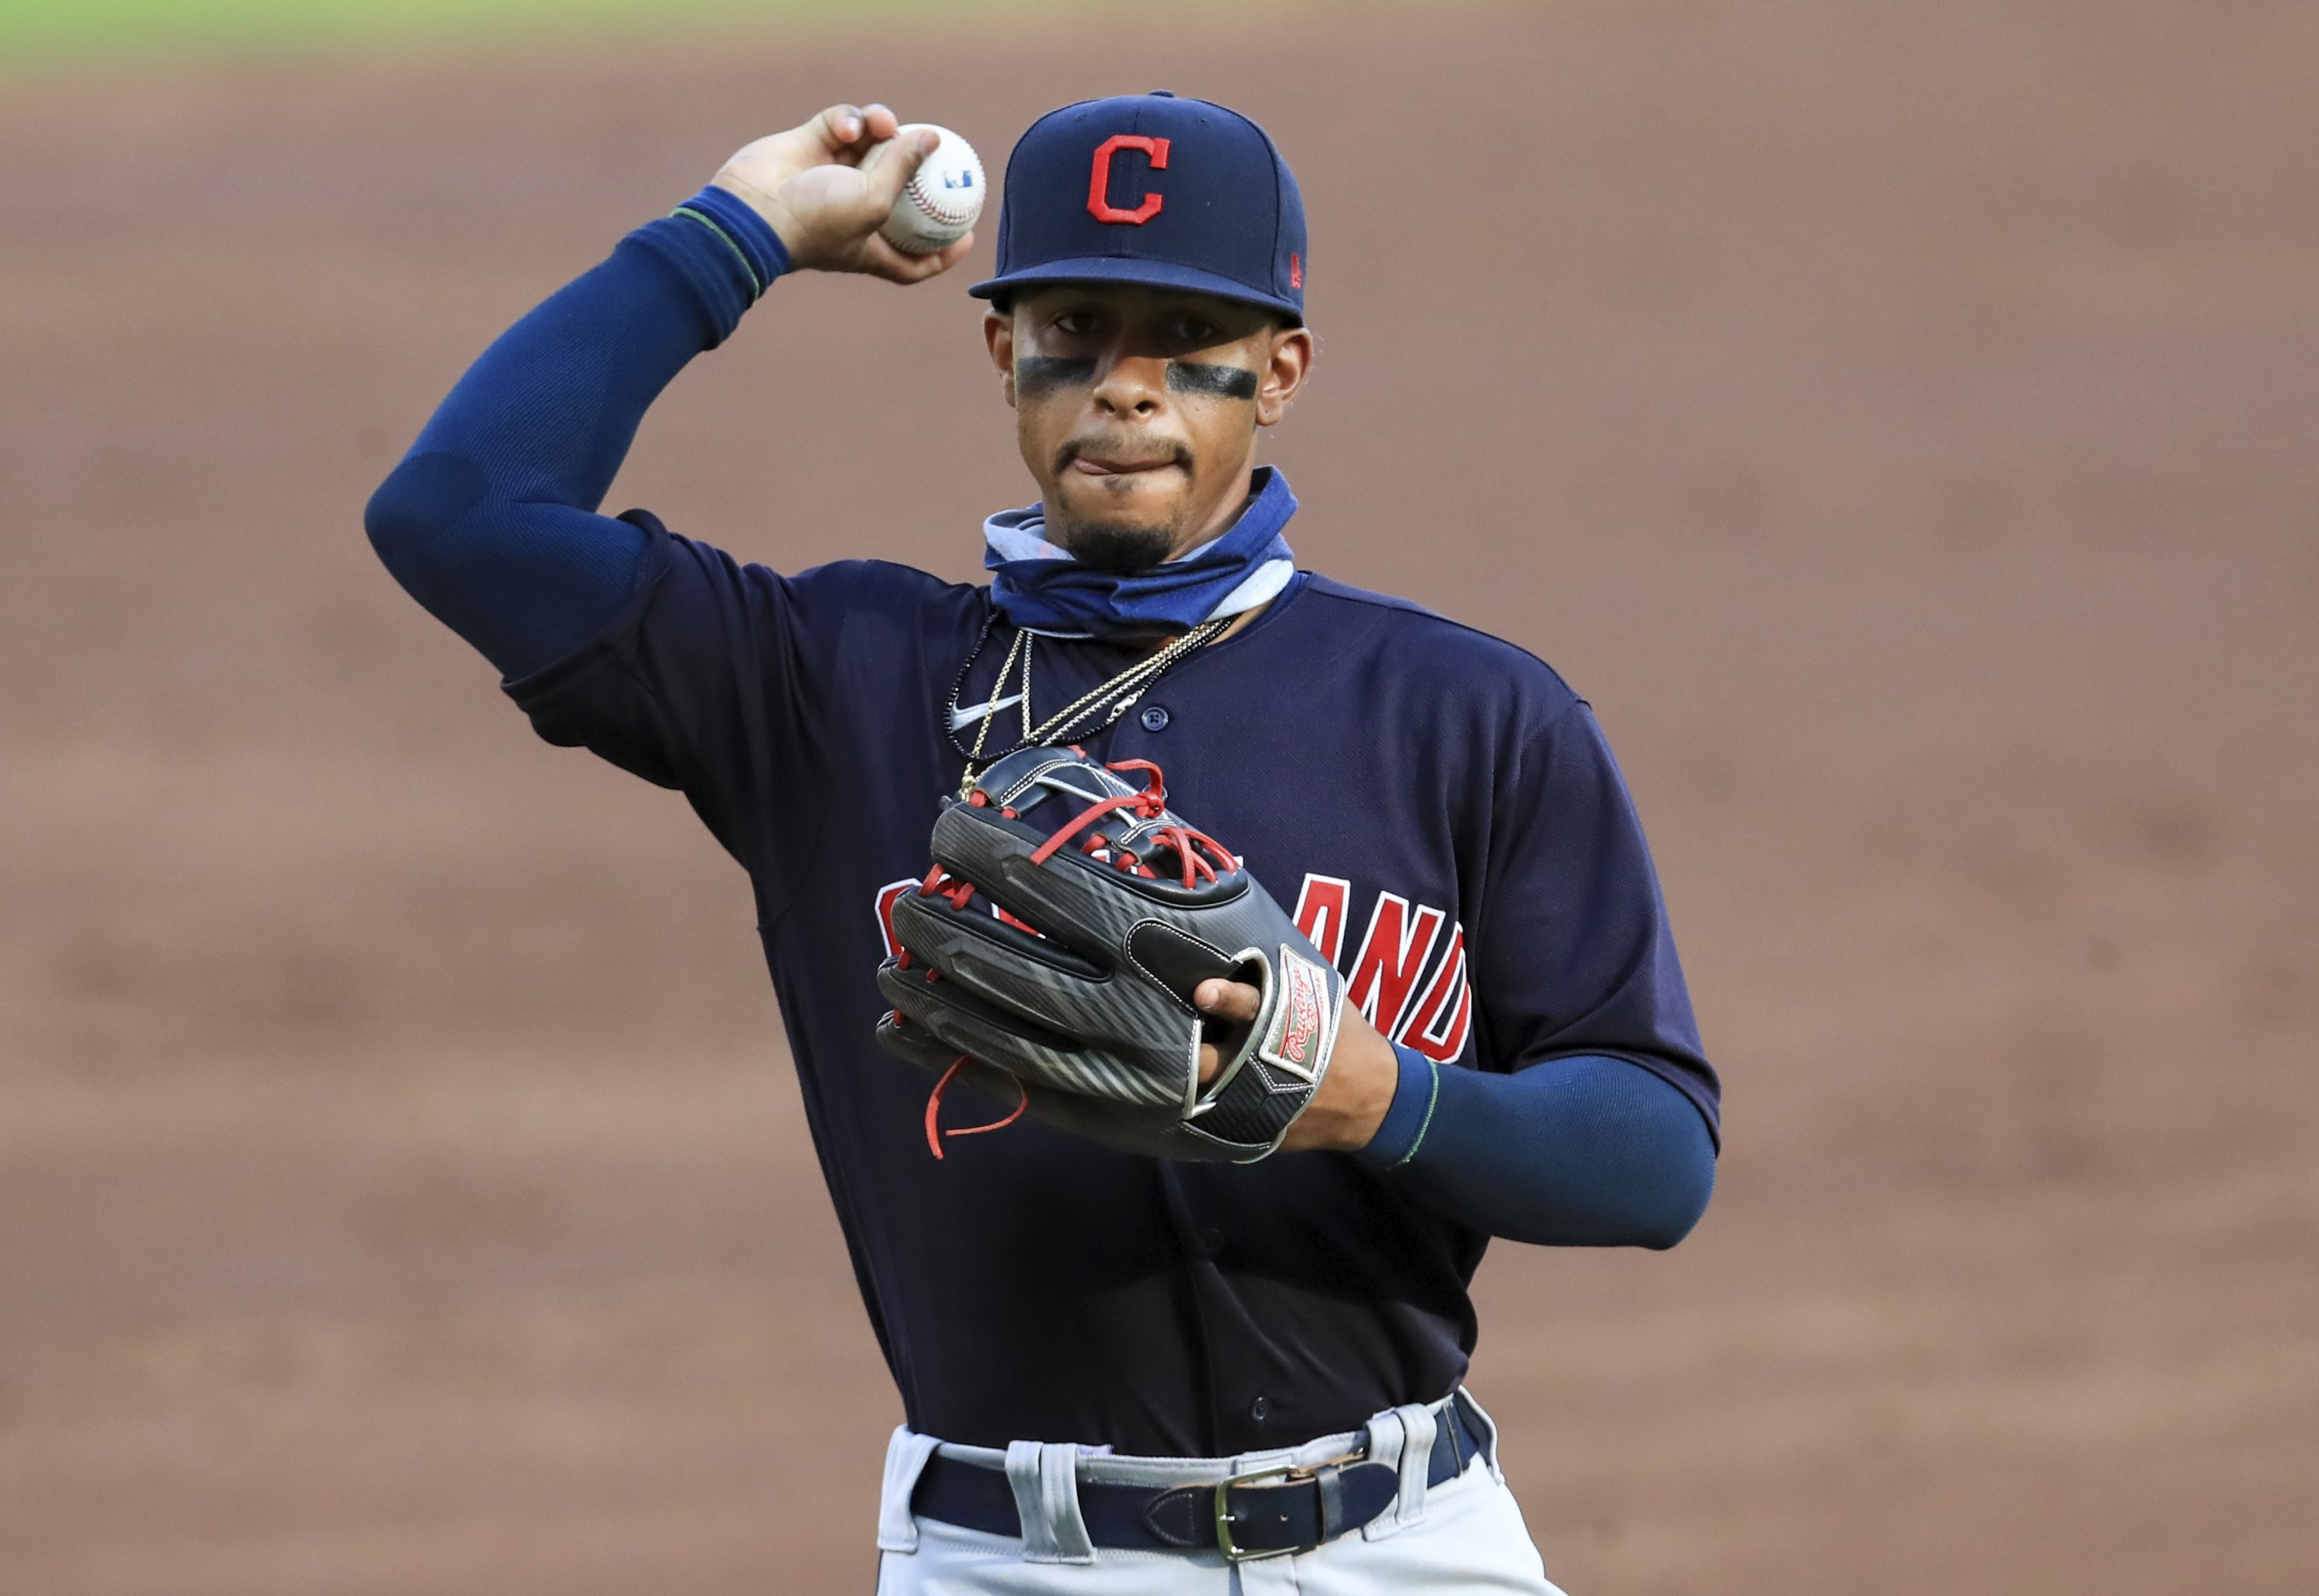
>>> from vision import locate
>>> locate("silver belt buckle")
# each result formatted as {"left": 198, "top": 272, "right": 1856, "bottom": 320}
{"left": 1213, "top": 1460, "right": 1303, "bottom": 1564}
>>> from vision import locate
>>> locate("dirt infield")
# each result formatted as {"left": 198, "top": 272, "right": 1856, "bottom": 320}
{"left": 3, "top": 2, "right": 2316, "bottom": 1591}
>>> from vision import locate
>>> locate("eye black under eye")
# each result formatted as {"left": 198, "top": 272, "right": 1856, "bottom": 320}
{"left": 1165, "top": 362, "right": 1260, "bottom": 401}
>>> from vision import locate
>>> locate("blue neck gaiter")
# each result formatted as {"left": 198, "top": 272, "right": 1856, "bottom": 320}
{"left": 983, "top": 467, "right": 1299, "bottom": 639}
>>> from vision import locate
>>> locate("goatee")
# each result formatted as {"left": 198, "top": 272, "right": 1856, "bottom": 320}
{"left": 1059, "top": 522, "right": 1180, "bottom": 576}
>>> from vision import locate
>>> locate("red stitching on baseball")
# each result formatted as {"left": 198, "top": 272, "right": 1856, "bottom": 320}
{"left": 903, "top": 169, "right": 976, "bottom": 229}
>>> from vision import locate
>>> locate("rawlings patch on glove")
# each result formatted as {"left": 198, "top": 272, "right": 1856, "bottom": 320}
{"left": 875, "top": 747, "right": 1345, "bottom": 1163}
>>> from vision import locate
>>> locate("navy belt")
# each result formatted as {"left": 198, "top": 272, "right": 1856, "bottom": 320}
{"left": 910, "top": 1392, "right": 1488, "bottom": 1562}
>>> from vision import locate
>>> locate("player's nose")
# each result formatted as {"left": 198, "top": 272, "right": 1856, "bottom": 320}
{"left": 1089, "top": 351, "right": 1166, "bottom": 417}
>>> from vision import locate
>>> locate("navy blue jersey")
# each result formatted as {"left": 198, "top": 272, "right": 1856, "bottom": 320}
{"left": 507, "top": 509, "right": 1716, "bottom": 1457}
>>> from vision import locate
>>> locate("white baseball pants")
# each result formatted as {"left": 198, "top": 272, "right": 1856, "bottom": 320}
{"left": 871, "top": 1393, "right": 1569, "bottom": 1595}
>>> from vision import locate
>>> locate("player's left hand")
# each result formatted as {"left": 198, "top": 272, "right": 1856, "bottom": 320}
{"left": 1193, "top": 977, "right": 1400, "bottom": 1153}
{"left": 876, "top": 747, "right": 1363, "bottom": 1163}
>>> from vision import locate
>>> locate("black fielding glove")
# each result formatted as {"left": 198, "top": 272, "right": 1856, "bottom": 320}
{"left": 875, "top": 747, "right": 1346, "bottom": 1162}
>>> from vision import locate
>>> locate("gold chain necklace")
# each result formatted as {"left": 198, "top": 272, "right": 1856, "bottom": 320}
{"left": 948, "top": 615, "right": 1230, "bottom": 796}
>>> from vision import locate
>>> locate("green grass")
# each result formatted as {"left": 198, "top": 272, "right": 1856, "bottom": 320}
{"left": 1, "top": 0, "right": 1458, "bottom": 69}
{"left": 0, "top": 0, "right": 1045, "bottom": 64}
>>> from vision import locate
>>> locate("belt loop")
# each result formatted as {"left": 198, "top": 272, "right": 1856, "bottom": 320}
{"left": 1357, "top": 1401, "right": 1434, "bottom": 1541}
{"left": 1455, "top": 1386, "right": 1508, "bottom": 1485}
{"left": 1004, "top": 1440, "right": 1096, "bottom": 1564}
{"left": 875, "top": 1426, "right": 942, "bottom": 1553}
{"left": 1358, "top": 1407, "right": 1405, "bottom": 1540}
{"left": 1392, "top": 1400, "right": 1439, "bottom": 1528}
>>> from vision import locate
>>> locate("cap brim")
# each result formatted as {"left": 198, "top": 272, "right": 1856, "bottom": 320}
{"left": 968, "top": 256, "right": 1301, "bottom": 323}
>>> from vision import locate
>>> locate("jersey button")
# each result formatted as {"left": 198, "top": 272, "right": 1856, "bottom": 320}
{"left": 1200, "top": 1226, "right": 1227, "bottom": 1256}
{"left": 1249, "top": 1394, "right": 1271, "bottom": 1423}
{"left": 1138, "top": 704, "right": 1171, "bottom": 733}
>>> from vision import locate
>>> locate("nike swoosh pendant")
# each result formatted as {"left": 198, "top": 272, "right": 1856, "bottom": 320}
{"left": 949, "top": 692, "right": 1026, "bottom": 731}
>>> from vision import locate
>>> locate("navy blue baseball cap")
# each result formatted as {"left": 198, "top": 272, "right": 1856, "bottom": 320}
{"left": 970, "top": 91, "right": 1307, "bottom": 323}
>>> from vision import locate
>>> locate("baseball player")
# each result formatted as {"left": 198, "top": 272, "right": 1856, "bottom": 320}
{"left": 367, "top": 94, "right": 1720, "bottom": 1591}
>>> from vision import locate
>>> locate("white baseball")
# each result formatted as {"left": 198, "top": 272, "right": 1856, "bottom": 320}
{"left": 871, "top": 123, "right": 985, "bottom": 256}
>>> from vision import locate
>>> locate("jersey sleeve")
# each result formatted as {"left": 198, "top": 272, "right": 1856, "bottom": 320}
{"left": 1470, "top": 700, "right": 1721, "bottom": 1141}
{"left": 366, "top": 205, "right": 784, "bottom": 682}
{"left": 499, "top": 510, "right": 947, "bottom": 879}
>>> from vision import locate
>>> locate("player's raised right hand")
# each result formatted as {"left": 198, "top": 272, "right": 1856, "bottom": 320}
{"left": 712, "top": 103, "right": 973, "bottom": 284}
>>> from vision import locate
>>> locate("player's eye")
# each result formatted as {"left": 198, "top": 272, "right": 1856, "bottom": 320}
{"left": 1172, "top": 318, "right": 1221, "bottom": 344}
{"left": 1052, "top": 311, "right": 1102, "bottom": 337}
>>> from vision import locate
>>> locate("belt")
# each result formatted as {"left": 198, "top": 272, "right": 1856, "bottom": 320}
{"left": 910, "top": 1391, "right": 1488, "bottom": 1562}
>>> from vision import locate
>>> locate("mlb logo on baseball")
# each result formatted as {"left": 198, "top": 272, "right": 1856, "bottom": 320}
{"left": 876, "top": 123, "right": 985, "bottom": 256}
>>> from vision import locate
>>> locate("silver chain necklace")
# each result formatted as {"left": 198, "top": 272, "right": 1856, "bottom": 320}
{"left": 946, "top": 614, "right": 1230, "bottom": 796}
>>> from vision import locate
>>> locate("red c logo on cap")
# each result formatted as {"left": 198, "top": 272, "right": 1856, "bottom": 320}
{"left": 1087, "top": 135, "right": 1171, "bottom": 225}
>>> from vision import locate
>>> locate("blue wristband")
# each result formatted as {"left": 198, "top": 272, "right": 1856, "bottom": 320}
{"left": 670, "top": 184, "right": 792, "bottom": 298}
{"left": 1353, "top": 1044, "right": 1441, "bottom": 1169}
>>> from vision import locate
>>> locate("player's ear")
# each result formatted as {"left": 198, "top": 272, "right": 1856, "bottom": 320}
{"left": 1254, "top": 323, "right": 1313, "bottom": 427}
{"left": 984, "top": 307, "right": 1017, "bottom": 408}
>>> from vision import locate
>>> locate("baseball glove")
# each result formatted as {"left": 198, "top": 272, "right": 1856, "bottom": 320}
{"left": 875, "top": 746, "right": 1345, "bottom": 1163}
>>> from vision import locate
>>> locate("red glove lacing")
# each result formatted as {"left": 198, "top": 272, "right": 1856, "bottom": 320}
{"left": 897, "top": 757, "right": 1235, "bottom": 1158}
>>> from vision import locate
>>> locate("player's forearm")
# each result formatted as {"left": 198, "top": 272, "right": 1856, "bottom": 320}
{"left": 1356, "top": 1050, "right": 1716, "bottom": 1248}
{"left": 362, "top": 192, "right": 787, "bottom": 677}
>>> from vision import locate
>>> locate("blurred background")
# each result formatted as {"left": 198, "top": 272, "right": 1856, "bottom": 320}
{"left": 2, "top": 0, "right": 2315, "bottom": 1591}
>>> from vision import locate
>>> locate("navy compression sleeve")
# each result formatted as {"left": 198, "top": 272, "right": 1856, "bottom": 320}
{"left": 1356, "top": 1049, "right": 1716, "bottom": 1248}
{"left": 364, "top": 187, "right": 787, "bottom": 679}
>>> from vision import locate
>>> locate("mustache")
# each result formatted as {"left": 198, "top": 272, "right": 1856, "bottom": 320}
{"left": 1054, "top": 435, "right": 1196, "bottom": 475}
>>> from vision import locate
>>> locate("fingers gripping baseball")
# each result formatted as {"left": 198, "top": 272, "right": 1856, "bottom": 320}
{"left": 710, "top": 103, "right": 973, "bottom": 283}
